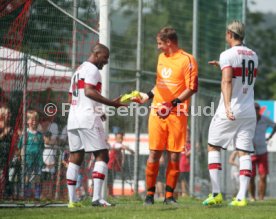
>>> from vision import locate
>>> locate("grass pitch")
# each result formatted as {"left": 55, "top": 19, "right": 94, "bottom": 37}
{"left": 1, "top": 196, "right": 276, "bottom": 219}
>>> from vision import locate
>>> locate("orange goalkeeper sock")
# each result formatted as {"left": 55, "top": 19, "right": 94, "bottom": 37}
{"left": 165, "top": 161, "right": 179, "bottom": 198}
{"left": 145, "top": 161, "right": 160, "bottom": 196}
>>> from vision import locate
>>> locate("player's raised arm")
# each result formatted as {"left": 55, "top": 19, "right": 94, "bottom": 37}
{"left": 208, "top": 60, "right": 220, "bottom": 67}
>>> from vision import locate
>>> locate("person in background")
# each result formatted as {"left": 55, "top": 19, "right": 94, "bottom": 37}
{"left": 156, "top": 153, "right": 165, "bottom": 199}
{"left": 0, "top": 105, "right": 13, "bottom": 198}
{"left": 75, "top": 163, "right": 87, "bottom": 201}
{"left": 59, "top": 125, "right": 70, "bottom": 200}
{"left": 61, "top": 147, "right": 70, "bottom": 200}
{"left": 228, "top": 150, "right": 239, "bottom": 197}
{"left": 38, "top": 115, "right": 59, "bottom": 146}
{"left": 179, "top": 128, "right": 191, "bottom": 197}
{"left": 41, "top": 131, "right": 57, "bottom": 200}
{"left": 18, "top": 110, "right": 44, "bottom": 200}
{"left": 107, "top": 132, "right": 134, "bottom": 196}
{"left": 8, "top": 127, "right": 22, "bottom": 200}
{"left": 249, "top": 102, "right": 276, "bottom": 201}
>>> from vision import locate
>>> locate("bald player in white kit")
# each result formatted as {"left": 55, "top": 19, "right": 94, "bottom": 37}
{"left": 202, "top": 20, "right": 258, "bottom": 207}
{"left": 66, "top": 43, "right": 124, "bottom": 208}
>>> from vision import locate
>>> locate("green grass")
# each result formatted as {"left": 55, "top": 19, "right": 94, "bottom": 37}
{"left": 1, "top": 197, "right": 276, "bottom": 219}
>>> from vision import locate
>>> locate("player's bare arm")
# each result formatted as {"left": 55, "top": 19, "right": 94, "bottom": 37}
{"left": 208, "top": 60, "right": 220, "bottom": 67}
{"left": 267, "top": 124, "right": 276, "bottom": 141}
{"left": 177, "top": 88, "right": 197, "bottom": 102}
{"left": 124, "top": 145, "right": 135, "bottom": 154}
{"left": 84, "top": 84, "right": 125, "bottom": 108}
{"left": 221, "top": 67, "right": 235, "bottom": 120}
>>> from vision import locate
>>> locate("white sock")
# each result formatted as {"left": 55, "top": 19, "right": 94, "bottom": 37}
{"left": 237, "top": 155, "right": 252, "bottom": 200}
{"left": 66, "top": 162, "right": 80, "bottom": 203}
{"left": 208, "top": 151, "right": 221, "bottom": 194}
{"left": 92, "top": 161, "right": 107, "bottom": 202}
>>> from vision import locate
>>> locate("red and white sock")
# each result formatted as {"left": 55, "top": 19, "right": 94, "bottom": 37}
{"left": 92, "top": 161, "right": 107, "bottom": 202}
{"left": 208, "top": 151, "right": 221, "bottom": 195}
{"left": 237, "top": 155, "right": 252, "bottom": 200}
{"left": 66, "top": 162, "right": 80, "bottom": 203}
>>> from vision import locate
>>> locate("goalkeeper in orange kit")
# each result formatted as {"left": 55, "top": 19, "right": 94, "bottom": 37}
{"left": 132, "top": 27, "right": 198, "bottom": 205}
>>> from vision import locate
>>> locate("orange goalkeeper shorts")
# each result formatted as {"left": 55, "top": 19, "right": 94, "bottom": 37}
{"left": 148, "top": 110, "right": 188, "bottom": 152}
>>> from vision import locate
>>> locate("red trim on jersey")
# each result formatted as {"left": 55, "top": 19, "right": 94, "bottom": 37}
{"left": 84, "top": 82, "right": 102, "bottom": 93}
{"left": 192, "top": 76, "right": 199, "bottom": 92}
{"left": 67, "top": 179, "right": 77, "bottom": 185}
{"left": 208, "top": 163, "right": 222, "bottom": 170}
{"left": 78, "top": 79, "right": 85, "bottom": 89}
{"left": 221, "top": 66, "right": 232, "bottom": 71}
{"left": 240, "top": 169, "right": 252, "bottom": 177}
{"left": 92, "top": 82, "right": 102, "bottom": 93}
{"left": 183, "top": 54, "right": 198, "bottom": 92}
{"left": 68, "top": 92, "right": 72, "bottom": 95}
{"left": 85, "top": 82, "right": 94, "bottom": 86}
{"left": 232, "top": 67, "right": 257, "bottom": 77}
{"left": 92, "top": 171, "right": 105, "bottom": 180}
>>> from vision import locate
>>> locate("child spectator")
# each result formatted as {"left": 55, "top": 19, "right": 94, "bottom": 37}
{"left": 76, "top": 164, "right": 86, "bottom": 201}
{"left": 178, "top": 128, "right": 191, "bottom": 197}
{"left": 156, "top": 153, "right": 166, "bottom": 198}
{"left": 0, "top": 105, "right": 13, "bottom": 198}
{"left": 41, "top": 131, "right": 57, "bottom": 200}
{"left": 108, "top": 132, "right": 134, "bottom": 196}
{"left": 38, "top": 115, "right": 59, "bottom": 145}
{"left": 229, "top": 150, "right": 240, "bottom": 197}
{"left": 18, "top": 110, "right": 44, "bottom": 200}
{"left": 60, "top": 148, "right": 70, "bottom": 200}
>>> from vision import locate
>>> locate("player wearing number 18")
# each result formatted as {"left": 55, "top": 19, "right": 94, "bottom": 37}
{"left": 203, "top": 21, "right": 258, "bottom": 207}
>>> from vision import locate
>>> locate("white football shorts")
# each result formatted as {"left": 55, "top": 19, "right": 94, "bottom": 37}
{"left": 68, "top": 119, "right": 108, "bottom": 152}
{"left": 208, "top": 114, "right": 256, "bottom": 152}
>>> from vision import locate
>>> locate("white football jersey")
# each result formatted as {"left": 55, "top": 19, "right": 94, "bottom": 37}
{"left": 67, "top": 61, "right": 102, "bottom": 130}
{"left": 216, "top": 45, "right": 258, "bottom": 119}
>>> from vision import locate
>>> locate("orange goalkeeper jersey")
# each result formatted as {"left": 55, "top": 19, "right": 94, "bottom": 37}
{"left": 152, "top": 49, "right": 198, "bottom": 112}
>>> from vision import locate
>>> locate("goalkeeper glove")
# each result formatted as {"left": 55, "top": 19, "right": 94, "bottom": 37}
{"left": 131, "top": 90, "right": 154, "bottom": 104}
{"left": 157, "top": 98, "right": 181, "bottom": 119}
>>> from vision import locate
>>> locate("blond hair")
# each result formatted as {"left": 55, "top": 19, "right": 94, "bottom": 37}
{"left": 27, "top": 110, "right": 39, "bottom": 122}
{"left": 0, "top": 105, "right": 10, "bottom": 120}
{"left": 227, "top": 20, "right": 245, "bottom": 40}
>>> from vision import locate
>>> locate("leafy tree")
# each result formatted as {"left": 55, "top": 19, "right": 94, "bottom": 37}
{"left": 0, "top": 0, "right": 98, "bottom": 65}
{"left": 246, "top": 11, "right": 276, "bottom": 99}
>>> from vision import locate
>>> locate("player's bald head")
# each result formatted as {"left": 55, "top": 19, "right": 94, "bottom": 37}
{"left": 91, "top": 43, "right": 109, "bottom": 55}
{"left": 89, "top": 43, "right": 110, "bottom": 69}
